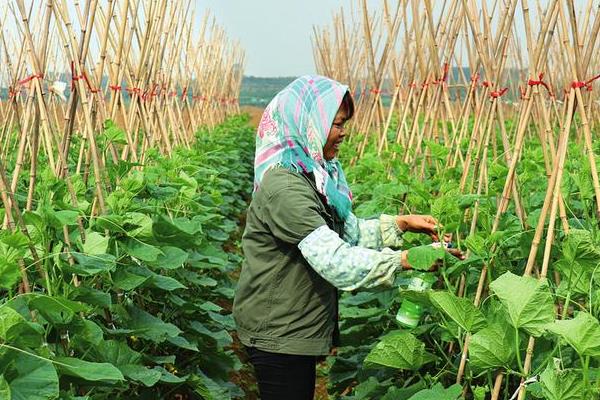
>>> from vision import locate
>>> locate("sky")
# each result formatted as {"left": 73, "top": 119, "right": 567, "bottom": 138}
{"left": 196, "top": 0, "right": 553, "bottom": 78}
{"left": 201, "top": 0, "right": 360, "bottom": 77}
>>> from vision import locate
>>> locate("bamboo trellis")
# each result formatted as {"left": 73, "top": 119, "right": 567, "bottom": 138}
{"left": 314, "top": 1, "right": 600, "bottom": 398}
{"left": 0, "top": 0, "right": 244, "bottom": 294}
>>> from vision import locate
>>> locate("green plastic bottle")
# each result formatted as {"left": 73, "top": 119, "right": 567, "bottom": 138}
{"left": 396, "top": 273, "right": 435, "bottom": 329}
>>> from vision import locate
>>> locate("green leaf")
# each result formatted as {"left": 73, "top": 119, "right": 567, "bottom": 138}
{"left": 70, "top": 318, "right": 104, "bottom": 347}
{"left": 1, "top": 321, "right": 44, "bottom": 348}
{"left": 8, "top": 354, "right": 59, "bottom": 400}
{"left": 406, "top": 245, "right": 445, "bottom": 271}
{"left": 124, "top": 239, "right": 163, "bottom": 262}
{"left": 191, "top": 371, "right": 230, "bottom": 400}
{"left": 207, "top": 311, "right": 235, "bottom": 330}
{"left": 430, "top": 291, "right": 486, "bottom": 332}
{"left": 365, "top": 330, "right": 433, "bottom": 370}
{"left": 469, "top": 322, "right": 515, "bottom": 370}
{"left": 123, "top": 212, "right": 153, "bottom": 239}
{"left": 69, "top": 252, "right": 116, "bottom": 276}
{"left": 489, "top": 272, "right": 554, "bottom": 336}
{"left": 54, "top": 357, "right": 124, "bottom": 382}
{"left": 157, "top": 367, "right": 186, "bottom": 383}
{"left": 119, "top": 364, "right": 162, "bottom": 387}
{"left": 546, "top": 312, "right": 600, "bottom": 357}
{"left": 148, "top": 246, "right": 188, "bottom": 270}
{"left": 28, "top": 295, "right": 89, "bottom": 325}
{"left": 82, "top": 232, "right": 109, "bottom": 255}
{"left": 103, "top": 119, "right": 128, "bottom": 145}
{"left": 0, "top": 307, "right": 24, "bottom": 340}
{"left": 126, "top": 306, "right": 182, "bottom": 343}
{"left": 555, "top": 230, "right": 600, "bottom": 295}
{"left": 0, "top": 260, "right": 20, "bottom": 290}
{"left": 0, "top": 231, "right": 29, "bottom": 251}
{"left": 153, "top": 215, "right": 202, "bottom": 248}
{"left": 472, "top": 386, "right": 488, "bottom": 400}
{"left": 147, "top": 274, "right": 187, "bottom": 291}
{"left": 71, "top": 286, "right": 112, "bottom": 308}
{"left": 464, "top": 234, "right": 487, "bottom": 258}
{"left": 112, "top": 268, "right": 150, "bottom": 291}
{"left": 407, "top": 383, "right": 462, "bottom": 400}
{"left": 0, "top": 376, "right": 10, "bottom": 400}
{"left": 539, "top": 364, "right": 584, "bottom": 400}
{"left": 179, "top": 171, "right": 199, "bottom": 199}
{"left": 167, "top": 335, "right": 198, "bottom": 351}
{"left": 92, "top": 340, "right": 142, "bottom": 366}
{"left": 53, "top": 210, "right": 80, "bottom": 226}
{"left": 189, "top": 322, "right": 232, "bottom": 348}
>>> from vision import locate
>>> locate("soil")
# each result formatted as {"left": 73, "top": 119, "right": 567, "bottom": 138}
{"left": 240, "top": 105, "right": 264, "bottom": 127}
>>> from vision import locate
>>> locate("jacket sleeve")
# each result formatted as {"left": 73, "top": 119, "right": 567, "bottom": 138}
{"left": 343, "top": 213, "right": 404, "bottom": 249}
{"left": 299, "top": 224, "right": 402, "bottom": 291}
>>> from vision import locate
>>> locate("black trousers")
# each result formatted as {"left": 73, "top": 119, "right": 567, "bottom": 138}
{"left": 246, "top": 347, "right": 317, "bottom": 400}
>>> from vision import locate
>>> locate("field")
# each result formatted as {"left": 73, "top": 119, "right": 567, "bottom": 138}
{"left": 2, "top": 0, "right": 600, "bottom": 400}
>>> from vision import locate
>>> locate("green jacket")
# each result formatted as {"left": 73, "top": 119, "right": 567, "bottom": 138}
{"left": 233, "top": 168, "right": 344, "bottom": 356}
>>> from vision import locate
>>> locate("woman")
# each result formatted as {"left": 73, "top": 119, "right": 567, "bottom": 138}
{"left": 233, "top": 76, "right": 460, "bottom": 399}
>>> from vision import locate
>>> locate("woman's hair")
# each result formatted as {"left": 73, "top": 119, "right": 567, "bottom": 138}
{"left": 340, "top": 91, "right": 355, "bottom": 121}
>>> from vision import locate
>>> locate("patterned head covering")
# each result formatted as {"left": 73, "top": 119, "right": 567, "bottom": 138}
{"left": 254, "top": 75, "right": 353, "bottom": 220}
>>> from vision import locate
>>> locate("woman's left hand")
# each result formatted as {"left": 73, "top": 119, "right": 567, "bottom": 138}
{"left": 396, "top": 215, "right": 441, "bottom": 241}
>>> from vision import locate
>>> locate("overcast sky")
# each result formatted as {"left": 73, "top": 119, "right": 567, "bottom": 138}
{"left": 201, "top": 0, "right": 361, "bottom": 77}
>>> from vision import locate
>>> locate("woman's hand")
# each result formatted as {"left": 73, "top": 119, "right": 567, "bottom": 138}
{"left": 396, "top": 215, "right": 441, "bottom": 240}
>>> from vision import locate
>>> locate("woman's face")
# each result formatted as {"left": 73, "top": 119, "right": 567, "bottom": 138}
{"left": 323, "top": 106, "right": 349, "bottom": 161}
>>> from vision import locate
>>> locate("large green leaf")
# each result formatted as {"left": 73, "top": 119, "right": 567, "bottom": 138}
{"left": 123, "top": 212, "right": 153, "bottom": 239}
{"left": 190, "top": 371, "right": 230, "bottom": 400}
{"left": 70, "top": 318, "right": 104, "bottom": 347}
{"left": 54, "top": 357, "right": 124, "bottom": 382}
{"left": 364, "top": 330, "right": 433, "bottom": 370}
{"left": 464, "top": 234, "right": 488, "bottom": 258}
{"left": 555, "top": 230, "right": 600, "bottom": 295}
{"left": 0, "top": 232, "right": 24, "bottom": 290}
{"left": 125, "top": 306, "right": 182, "bottom": 342}
{"left": 546, "top": 312, "right": 600, "bottom": 357}
{"left": 92, "top": 340, "right": 142, "bottom": 366}
{"left": 69, "top": 252, "right": 116, "bottom": 276}
{"left": 189, "top": 322, "right": 232, "bottom": 348}
{"left": 28, "top": 295, "right": 89, "bottom": 325}
{"left": 112, "top": 268, "right": 150, "bottom": 290}
{"left": 82, "top": 231, "right": 109, "bottom": 255}
{"left": 124, "top": 239, "right": 162, "bottom": 262}
{"left": 429, "top": 291, "right": 486, "bottom": 332}
{"left": 71, "top": 286, "right": 112, "bottom": 308}
{"left": 407, "top": 383, "right": 462, "bottom": 400}
{"left": 147, "top": 274, "right": 187, "bottom": 291}
{"left": 0, "top": 260, "right": 20, "bottom": 290}
{"left": 469, "top": 322, "right": 515, "bottom": 370}
{"left": 0, "top": 307, "right": 24, "bottom": 340}
{"left": 148, "top": 246, "right": 188, "bottom": 270}
{"left": 52, "top": 210, "right": 80, "bottom": 227}
{"left": 539, "top": 364, "right": 584, "bottom": 400}
{"left": 8, "top": 354, "right": 59, "bottom": 400}
{"left": 119, "top": 365, "right": 162, "bottom": 387}
{"left": 1, "top": 303, "right": 41, "bottom": 348}
{"left": 489, "top": 272, "right": 554, "bottom": 336}
{"left": 153, "top": 215, "right": 203, "bottom": 247}
{"left": 406, "top": 245, "right": 445, "bottom": 271}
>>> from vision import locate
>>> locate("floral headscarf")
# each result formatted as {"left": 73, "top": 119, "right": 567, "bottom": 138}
{"left": 254, "top": 75, "right": 353, "bottom": 220}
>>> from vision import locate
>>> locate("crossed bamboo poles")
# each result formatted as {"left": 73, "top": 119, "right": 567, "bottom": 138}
{"left": 314, "top": 0, "right": 600, "bottom": 398}
{"left": 0, "top": 1, "right": 244, "bottom": 296}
